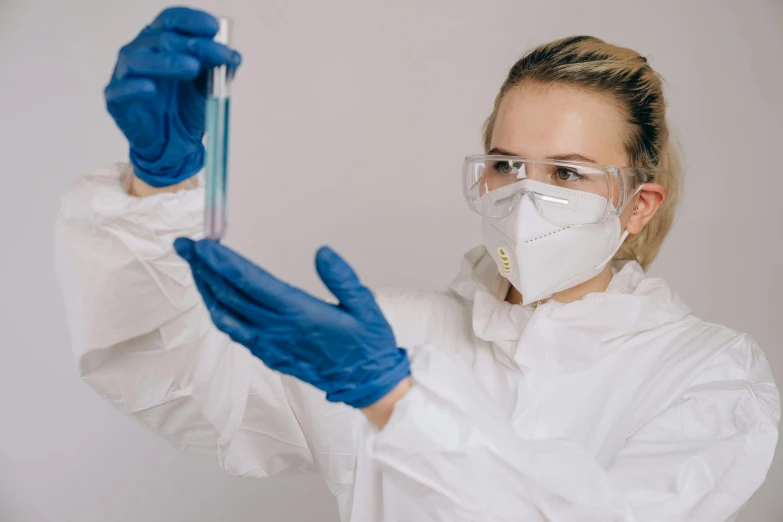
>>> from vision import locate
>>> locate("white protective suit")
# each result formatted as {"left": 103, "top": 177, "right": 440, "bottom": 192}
{"left": 55, "top": 163, "right": 780, "bottom": 522}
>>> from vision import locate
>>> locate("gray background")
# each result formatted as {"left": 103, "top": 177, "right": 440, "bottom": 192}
{"left": 1, "top": 0, "right": 781, "bottom": 520}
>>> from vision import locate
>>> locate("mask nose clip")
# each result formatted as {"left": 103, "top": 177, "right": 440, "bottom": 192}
{"left": 532, "top": 192, "right": 570, "bottom": 206}
{"left": 505, "top": 187, "right": 570, "bottom": 218}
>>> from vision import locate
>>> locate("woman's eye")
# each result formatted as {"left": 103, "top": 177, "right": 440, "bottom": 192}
{"left": 492, "top": 161, "right": 518, "bottom": 176}
{"left": 555, "top": 168, "right": 581, "bottom": 182}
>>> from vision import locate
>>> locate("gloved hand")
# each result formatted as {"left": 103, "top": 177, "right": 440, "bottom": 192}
{"left": 173, "top": 238, "right": 411, "bottom": 409}
{"left": 105, "top": 7, "right": 242, "bottom": 187}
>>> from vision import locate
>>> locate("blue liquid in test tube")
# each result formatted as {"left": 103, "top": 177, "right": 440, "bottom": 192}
{"left": 204, "top": 17, "right": 232, "bottom": 240}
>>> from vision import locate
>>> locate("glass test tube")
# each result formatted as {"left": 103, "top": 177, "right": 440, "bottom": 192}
{"left": 204, "top": 17, "right": 233, "bottom": 240}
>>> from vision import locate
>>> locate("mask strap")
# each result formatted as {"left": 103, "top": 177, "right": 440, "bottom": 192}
{"left": 593, "top": 230, "right": 630, "bottom": 271}
{"left": 593, "top": 182, "right": 644, "bottom": 270}
{"left": 626, "top": 183, "right": 645, "bottom": 210}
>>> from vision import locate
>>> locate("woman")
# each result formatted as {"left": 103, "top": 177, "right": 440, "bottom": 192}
{"left": 56, "top": 7, "right": 779, "bottom": 522}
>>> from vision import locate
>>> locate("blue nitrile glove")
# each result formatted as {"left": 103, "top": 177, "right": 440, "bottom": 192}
{"left": 173, "top": 238, "right": 411, "bottom": 409}
{"left": 105, "top": 7, "right": 242, "bottom": 187}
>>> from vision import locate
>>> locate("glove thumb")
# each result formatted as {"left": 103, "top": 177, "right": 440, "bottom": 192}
{"left": 315, "top": 246, "right": 380, "bottom": 322}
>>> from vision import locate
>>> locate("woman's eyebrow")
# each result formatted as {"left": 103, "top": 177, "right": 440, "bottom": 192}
{"left": 548, "top": 153, "right": 599, "bottom": 164}
{"left": 487, "top": 147, "right": 518, "bottom": 156}
{"left": 488, "top": 147, "right": 598, "bottom": 164}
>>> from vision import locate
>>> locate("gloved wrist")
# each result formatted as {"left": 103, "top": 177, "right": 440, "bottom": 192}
{"left": 130, "top": 143, "right": 205, "bottom": 188}
{"left": 327, "top": 348, "right": 412, "bottom": 409}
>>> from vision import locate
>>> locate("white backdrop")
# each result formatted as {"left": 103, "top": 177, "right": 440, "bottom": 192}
{"left": 1, "top": 0, "right": 782, "bottom": 520}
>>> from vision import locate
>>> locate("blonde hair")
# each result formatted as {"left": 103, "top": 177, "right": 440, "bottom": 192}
{"left": 482, "top": 36, "right": 682, "bottom": 270}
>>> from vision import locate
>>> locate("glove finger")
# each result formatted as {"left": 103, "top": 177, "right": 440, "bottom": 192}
{"left": 175, "top": 239, "right": 227, "bottom": 318}
{"left": 115, "top": 49, "right": 200, "bottom": 80}
{"left": 190, "top": 51, "right": 241, "bottom": 96}
{"left": 104, "top": 78, "right": 157, "bottom": 105}
{"left": 192, "top": 239, "right": 322, "bottom": 313}
{"left": 193, "top": 255, "right": 286, "bottom": 326}
{"left": 176, "top": 243, "right": 264, "bottom": 348}
{"left": 139, "top": 31, "right": 240, "bottom": 70}
{"left": 148, "top": 7, "right": 219, "bottom": 37}
{"left": 182, "top": 249, "right": 222, "bottom": 315}
{"left": 201, "top": 296, "right": 289, "bottom": 374}
{"left": 227, "top": 52, "right": 242, "bottom": 79}
{"left": 204, "top": 294, "right": 259, "bottom": 349}
{"left": 174, "top": 237, "right": 196, "bottom": 260}
{"left": 315, "top": 246, "right": 383, "bottom": 323}
{"left": 190, "top": 41, "right": 241, "bottom": 70}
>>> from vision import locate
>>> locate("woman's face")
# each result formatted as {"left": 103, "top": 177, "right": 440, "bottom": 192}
{"left": 488, "top": 83, "right": 639, "bottom": 227}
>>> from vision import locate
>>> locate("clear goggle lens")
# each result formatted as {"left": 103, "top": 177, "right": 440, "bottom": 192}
{"left": 463, "top": 155, "right": 647, "bottom": 226}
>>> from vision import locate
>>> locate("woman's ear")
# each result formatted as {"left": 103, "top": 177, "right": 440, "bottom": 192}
{"left": 625, "top": 184, "right": 667, "bottom": 235}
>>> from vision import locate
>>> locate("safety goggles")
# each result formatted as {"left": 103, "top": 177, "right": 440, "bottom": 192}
{"left": 463, "top": 154, "right": 653, "bottom": 226}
